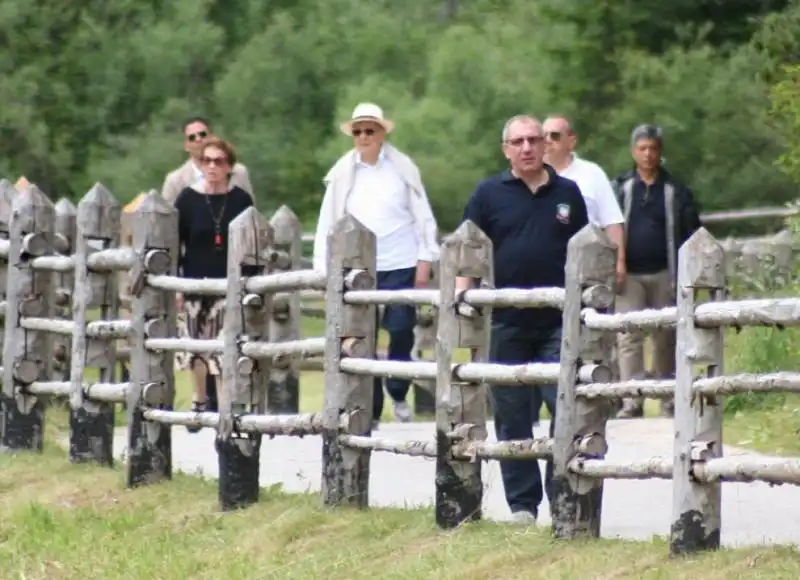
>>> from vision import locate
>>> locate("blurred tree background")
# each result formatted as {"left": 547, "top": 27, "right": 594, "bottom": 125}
{"left": 1, "top": 0, "right": 799, "bottom": 234}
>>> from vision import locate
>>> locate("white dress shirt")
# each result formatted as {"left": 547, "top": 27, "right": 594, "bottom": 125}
{"left": 313, "top": 148, "right": 426, "bottom": 273}
{"left": 559, "top": 153, "right": 624, "bottom": 227}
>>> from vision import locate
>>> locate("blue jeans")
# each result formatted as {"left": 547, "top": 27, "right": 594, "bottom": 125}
{"left": 489, "top": 323, "right": 562, "bottom": 517}
{"left": 373, "top": 266, "right": 417, "bottom": 421}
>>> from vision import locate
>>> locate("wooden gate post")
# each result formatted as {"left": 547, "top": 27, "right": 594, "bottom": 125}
{"left": 551, "top": 224, "right": 617, "bottom": 539}
{"left": 126, "top": 190, "right": 179, "bottom": 487}
{"left": 1, "top": 184, "right": 55, "bottom": 451}
{"left": 435, "top": 220, "right": 492, "bottom": 528}
{"left": 670, "top": 228, "right": 725, "bottom": 555}
{"left": 267, "top": 205, "right": 301, "bottom": 414}
{"left": 321, "top": 215, "right": 376, "bottom": 508}
{"left": 68, "top": 184, "right": 122, "bottom": 465}
{"left": 217, "top": 207, "right": 273, "bottom": 510}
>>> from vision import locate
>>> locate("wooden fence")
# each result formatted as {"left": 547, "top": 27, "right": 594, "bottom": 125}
{"left": 1, "top": 181, "right": 799, "bottom": 558}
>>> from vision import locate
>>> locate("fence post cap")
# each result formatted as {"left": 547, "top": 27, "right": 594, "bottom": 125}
{"left": 78, "top": 182, "right": 119, "bottom": 210}
{"left": 54, "top": 197, "right": 77, "bottom": 214}
{"left": 12, "top": 182, "right": 54, "bottom": 211}
{"left": 443, "top": 220, "right": 489, "bottom": 246}
{"left": 229, "top": 206, "right": 273, "bottom": 265}
{"left": 0, "top": 178, "right": 15, "bottom": 228}
{"left": 133, "top": 190, "right": 176, "bottom": 217}
{"left": 678, "top": 227, "right": 724, "bottom": 287}
{"left": 270, "top": 204, "right": 300, "bottom": 226}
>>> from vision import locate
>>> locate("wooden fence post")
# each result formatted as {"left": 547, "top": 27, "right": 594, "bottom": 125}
{"left": 321, "top": 215, "right": 376, "bottom": 508}
{"left": 551, "top": 224, "right": 617, "bottom": 539}
{"left": 1, "top": 184, "right": 55, "bottom": 451}
{"left": 670, "top": 228, "right": 725, "bottom": 555}
{"left": 53, "top": 198, "right": 77, "bottom": 382}
{"left": 68, "top": 184, "right": 122, "bottom": 465}
{"left": 126, "top": 190, "right": 179, "bottom": 486}
{"left": 0, "top": 179, "right": 16, "bottom": 364}
{"left": 435, "top": 220, "right": 492, "bottom": 528}
{"left": 217, "top": 207, "right": 273, "bottom": 511}
{"left": 412, "top": 261, "right": 438, "bottom": 416}
{"left": 267, "top": 205, "right": 301, "bottom": 414}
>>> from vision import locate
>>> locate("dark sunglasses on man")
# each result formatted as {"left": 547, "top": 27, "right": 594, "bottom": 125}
{"left": 187, "top": 131, "right": 208, "bottom": 143}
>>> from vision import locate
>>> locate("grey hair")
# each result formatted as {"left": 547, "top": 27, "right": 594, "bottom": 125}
{"left": 501, "top": 114, "right": 541, "bottom": 142}
{"left": 631, "top": 124, "right": 663, "bottom": 147}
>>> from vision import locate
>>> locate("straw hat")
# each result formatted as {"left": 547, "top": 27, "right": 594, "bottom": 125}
{"left": 339, "top": 102, "right": 395, "bottom": 136}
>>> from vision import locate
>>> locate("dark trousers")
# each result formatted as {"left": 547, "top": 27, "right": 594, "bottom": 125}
{"left": 372, "top": 266, "right": 417, "bottom": 421}
{"left": 489, "top": 323, "right": 562, "bottom": 516}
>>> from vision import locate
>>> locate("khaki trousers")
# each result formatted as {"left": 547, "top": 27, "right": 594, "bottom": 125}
{"left": 616, "top": 270, "right": 676, "bottom": 410}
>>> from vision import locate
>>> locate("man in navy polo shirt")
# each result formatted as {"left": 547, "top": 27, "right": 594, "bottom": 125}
{"left": 456, "top": 115, "right": 588, "bottom": 525}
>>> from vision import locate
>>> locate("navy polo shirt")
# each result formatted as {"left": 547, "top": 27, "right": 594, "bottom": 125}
{"left": 461, "top": 165, "right": 589, "bottom": 330}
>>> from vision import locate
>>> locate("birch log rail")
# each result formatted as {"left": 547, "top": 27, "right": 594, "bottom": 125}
{"left": 0, "top": 178, "right": 799, "bottom": 560}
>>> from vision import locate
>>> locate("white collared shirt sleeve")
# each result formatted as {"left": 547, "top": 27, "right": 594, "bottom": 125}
{"left": 312, "top": 181, "right": 334, "bottom": 275}
{"left": 590, "top": 164, "right": 624, "bottom": 227}
{"left": 410, "top": 182, "right": 441, "bottom": 263}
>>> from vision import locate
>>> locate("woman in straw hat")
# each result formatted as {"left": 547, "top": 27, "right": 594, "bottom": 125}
{"left": 311, "top": 102, "right": 440, "bottom": 429}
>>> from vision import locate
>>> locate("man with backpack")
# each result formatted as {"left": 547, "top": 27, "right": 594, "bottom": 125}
{"left": 611, "top": 125, "right": 702, "bottom": 419}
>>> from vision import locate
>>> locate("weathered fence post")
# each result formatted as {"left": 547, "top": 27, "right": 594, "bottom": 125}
{"left": 1, "top": 184, "right": 55, "bottom": 451}
{"left": 321, "top": 215, "right": 376, "bottom": 508}
{"left": 68, "top": 184, "right": 122, "bottom": 465}
{"left": 53, "top": 198, "right": 77, "bottom": 382}
{"left": 435, "top": 221, "right": 492, "bottom": 528}
{"left": 217, "top": 207, "right": 273, "bottom": 511}
{"left": 126, "top": 190, "right": 179, "bottom": 486}
{"left": 670, "top": 228, "right": 725, "bottom": 555}
{"left": 551, "top": 224, "right": 617, "bottom": 539}
{"left": 0, "top": 179, "right": 16, "bottom": 362}
{"left": 267, "top": 205, "right": 301, "bottom": 414}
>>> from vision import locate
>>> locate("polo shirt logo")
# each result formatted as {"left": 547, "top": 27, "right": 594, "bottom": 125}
{"left": 556, "top": 203, "right": 571, "bottom": 224}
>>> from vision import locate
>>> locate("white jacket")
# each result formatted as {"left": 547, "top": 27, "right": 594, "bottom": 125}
{"left": 312, "top": 143, "right": 440, "bottom": 273}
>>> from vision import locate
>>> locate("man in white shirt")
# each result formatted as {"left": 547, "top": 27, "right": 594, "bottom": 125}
{"left": 312, "top": 103, "right": 440, "bottom": 428}
{"left": 542, "top": 115, "right": 627, "bottom": 420}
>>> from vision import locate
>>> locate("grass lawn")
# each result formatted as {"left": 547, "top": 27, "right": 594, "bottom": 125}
{"left": 0, "top": 417, "right": 798, "bottom": 579}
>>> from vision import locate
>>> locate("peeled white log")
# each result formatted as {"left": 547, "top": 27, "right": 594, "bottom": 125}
{"left": 583, "top": 297, "right": 800, "bottom": 333}
{"left": 30, "top": 254, "right": 74, "bottom": 272}
{"left": 20, "top": 317, "right": 132, "bottom": 339}
{"left": 693, "top": 456, "right": 800, "bottom": 486}
{"left": 460, "top": 287, "right": 565, "bottom": 309}
{"left": 245, "top": 269, "right": 327, "bottom": 294}
{"left": 344, "top": 289, "right": 439, "bottom": 306}
{"left": 576, "top": 379, "right": 675, "bottom": 400}
{"left": 338, "top": 357, "right": 606, "bottom": 386}
{"left": 146, "top": 275, "right": 227, "bottom": 296}
{"left": 0, "top": 238, "right": 9, "bottom": 258}
{"left": 338, "top": 435, "right": 437, "bottom": 457}
{"left": 25, "top": 381, "right": 131, "bottom": 403}
{"left": 453, "top": 437, "right": 553, "bottom": 460}
{"left": 241, "top": 337, "right": 326, "bottom": 359}
{"left": 693, "top": 372, "right": 800, "bottom": 396}
{"left": 568, "top": 456, "right": 673, "bottom": 480}
{"left": 141, "top": 409, "right": 353, "bottom": 436}
{"left": 86, "top": 247, "right": 135, "bottom": 272}
{"left": 145, "top": 337, "right": 223, "bottom": 354}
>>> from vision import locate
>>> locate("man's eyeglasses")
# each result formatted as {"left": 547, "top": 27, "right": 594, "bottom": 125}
{"left": 201, "top": 155, "right": 228, "bottom": 166}
{"left": 506, "top": 135, "right": 544, "bottom": 147}
{"left": 187, "top": 131, "right": 208, "bottom": 143}
{"left": 352, "top": 128, "right": 375, "bottom": 137}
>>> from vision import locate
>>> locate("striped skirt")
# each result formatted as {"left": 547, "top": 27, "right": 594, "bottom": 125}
{"left": 174, "top": 297, "right": 225, "bottom": 376}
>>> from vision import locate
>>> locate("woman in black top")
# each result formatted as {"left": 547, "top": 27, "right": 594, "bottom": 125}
{"left": 173, "top": 137, "right": 253, "bottom": 430}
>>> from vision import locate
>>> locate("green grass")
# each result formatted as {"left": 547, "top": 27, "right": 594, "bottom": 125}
{"left": 0, "top": 418, "right": 799, "bottom": 579}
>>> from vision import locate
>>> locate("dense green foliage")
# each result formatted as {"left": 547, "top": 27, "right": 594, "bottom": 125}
{"left": 1, "top": 0, "right": 798, "bottom": 230}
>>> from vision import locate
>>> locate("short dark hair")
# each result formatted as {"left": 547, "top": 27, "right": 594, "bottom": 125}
{"left": 183, "top": 117, "right": 212, "bottom": 134}
{"left": 201, "top": 137, "right": 238, "bottom": 167}
{"left": 631, "top": 124, "right": 663, "bottom": 147}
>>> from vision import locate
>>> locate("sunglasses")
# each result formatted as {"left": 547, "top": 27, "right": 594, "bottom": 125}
{"left": 352, "top": 128, "right": 375, "bottom": 137}
{"left": 544, "top": 131, "right": 562, "bottom": 142}
{"left": 201, "top": 155, "right": 228, "bottom": 166}
{"left": 187, "top": 131, "right": 208, "bottom": 143}
{"left": 506, "top": 136, "right": 544, "bottom": 147}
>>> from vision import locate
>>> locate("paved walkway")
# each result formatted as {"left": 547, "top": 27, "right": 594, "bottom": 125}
{"left": 112, "top": 418, "right": 800, "bottom": 548}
